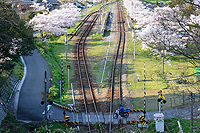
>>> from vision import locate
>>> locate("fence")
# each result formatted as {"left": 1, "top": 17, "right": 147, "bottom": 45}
{"left": 133, "top": 90, "right": 200, "bottom": 112}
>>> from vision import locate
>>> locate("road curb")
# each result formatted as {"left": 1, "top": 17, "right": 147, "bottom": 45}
{"left": 14, "top": 56, "right": 27, "bottom": 118}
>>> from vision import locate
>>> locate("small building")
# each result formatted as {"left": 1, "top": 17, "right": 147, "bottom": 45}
{"left": 43, "top": 0, "right": 60, "bottom": 9}
{"left": 17, "top": 0, "right": 34, "bottom": 12}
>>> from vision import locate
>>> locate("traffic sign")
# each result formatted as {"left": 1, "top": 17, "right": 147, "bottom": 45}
{"left": 47, "top": 92, "right": 52, "bottom": 100}
{"left": 42, "top": 92, "right": 52, "bottom": 100}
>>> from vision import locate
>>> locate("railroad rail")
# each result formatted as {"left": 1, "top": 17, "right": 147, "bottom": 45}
{"left": 71, "top": 2, "right": 117, "bottom": 132}
{"left": 109, "top": 2, "right": 126, "bottom": 132}
{"left": 69, "top": 2, "right": 115, "bottom": 40}
{"left": 76, "top": 12, "right": 102, "bottom": 133}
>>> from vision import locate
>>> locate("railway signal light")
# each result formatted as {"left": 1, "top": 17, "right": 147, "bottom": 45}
{"left": 41, "top": 101, "right": 44, "bottom": 105}
{"left": 67, "top": 65, "right": 70, "bottom": 69}
{"left": 157, "top": 90, "right": 166, "bottom": 103}
{"left": 48, "top": 100, "right": 53, "bottom": 105}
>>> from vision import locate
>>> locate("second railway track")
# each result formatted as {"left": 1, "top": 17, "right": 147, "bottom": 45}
{"left": 109, "top": 2, "right": 126, "bottom": 132}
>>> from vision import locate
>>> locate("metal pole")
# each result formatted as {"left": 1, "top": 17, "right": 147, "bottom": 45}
{"left": 71, "top": 83, "right": 75, "bottom": 108}
{"left": 161, "top": 92, "right": 163, "bottom": 113}
{"left": 44, "top": 71, "right": 48, "bottom": 133}
{"left": 65, "top": 44, "right": 68, "bottom": 61}
{"left": 132, "top": 28, "right": 135, "bottom": 60}
{"left": 183, "top": 90, "right": 184, "bottom": 105}
{"left": 61, "top": 57, "right": 64, "bottom": 104}
{"left": 159, "top": 102, "right": 161, "bottom": 113}
{"left": 191, "top": 92, "right": 193, "bottom": 133}
{"left": 170, "top": 98, "right": 172, "bottom": 108}
{"left": 68, "top": 68, "right": 70, "bottom": 93}
{"left": 60, "top": 82, "right": 61, "bottom": 103}
{"left": 65, "top": 34, "right": 68, "bottom": 61}
{"left": 144, "top": 62, "right": 146, "bottom": 117}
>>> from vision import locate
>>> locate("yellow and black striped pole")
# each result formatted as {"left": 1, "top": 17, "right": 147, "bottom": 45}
{"left": 160, "top": 92, "right": 163, "bottom": 113}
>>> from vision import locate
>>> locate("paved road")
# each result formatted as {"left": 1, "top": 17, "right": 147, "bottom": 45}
{"left": 17, "top": 49, "right": 52, "bottom": 121}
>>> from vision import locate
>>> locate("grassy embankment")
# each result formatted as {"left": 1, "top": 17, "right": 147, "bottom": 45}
{"left": 0, "top": 60, "right": 24, "bottom": 88}
{"left": 0, "top": 110, "right": 78, "bottom": 133}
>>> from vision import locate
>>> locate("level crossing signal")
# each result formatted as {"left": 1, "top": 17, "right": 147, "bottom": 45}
{"left": 157, "top": 90, "right": 166, "bottom": 113}
{"left": 157, "top": 90, "right": 166, "bottom": 103}
{"left": 41, "top": 92, "right": 53, "bottom": 105}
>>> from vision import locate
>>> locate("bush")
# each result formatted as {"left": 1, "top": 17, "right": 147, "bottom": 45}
{"left": 173, "top": 78, "right": 187, "bottom": 84}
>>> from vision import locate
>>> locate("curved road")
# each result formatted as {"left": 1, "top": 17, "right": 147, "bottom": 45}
{"left": 17, "top": 49, "right": 52, "bottom": 121}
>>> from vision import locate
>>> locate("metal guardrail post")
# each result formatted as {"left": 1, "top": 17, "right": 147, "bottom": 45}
{"left": 183, "top": 90, "right": 184, "bottom": 105}
{"left": 170, "top": 98, "right": 172, "bottom": 108}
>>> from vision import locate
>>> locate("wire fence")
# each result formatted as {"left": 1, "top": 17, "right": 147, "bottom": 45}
{"left": 133, "top": 90, "right": 200, "bottom": 111}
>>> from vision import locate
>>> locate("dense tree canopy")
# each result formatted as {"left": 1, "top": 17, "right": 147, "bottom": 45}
{"left": 0, "top": 1, "right": 35, "bottom": 73}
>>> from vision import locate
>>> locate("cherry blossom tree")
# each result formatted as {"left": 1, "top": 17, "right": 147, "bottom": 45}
{"left": 29, "top": 3, "right": 81, "bottom": 38}
{"left": 123, "top": 0, "right": 152, "bottom": 28}
{"left": 0, "top": 1, "right": 35, "bottom": 73}
{"left": 137, "top": 6, "right": 184, "bottom": 74}
{"left": 124, "top": 0, "right": 200, "bottom": 73}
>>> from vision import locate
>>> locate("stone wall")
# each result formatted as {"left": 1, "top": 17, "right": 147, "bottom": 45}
{"left": 0, "top": 74, "right": 19, "bottom": 125}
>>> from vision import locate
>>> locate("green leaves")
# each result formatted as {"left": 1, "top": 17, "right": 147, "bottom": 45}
{"left": 0, "top": 1, "right": 35, "bottom": 73}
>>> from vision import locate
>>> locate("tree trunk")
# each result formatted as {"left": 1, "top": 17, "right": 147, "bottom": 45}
{"left": 40, "top": 31, "right": 43, "bottom": 39}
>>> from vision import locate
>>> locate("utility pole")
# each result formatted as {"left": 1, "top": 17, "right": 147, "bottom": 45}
{"left": 132, "top": 28, "right": 135, "bottom": 60}
{"left": 44, "top": 71, "right": 48, "bottom": 133}
{"left": 191, "top": 92, "right": 193, "bottom": 133}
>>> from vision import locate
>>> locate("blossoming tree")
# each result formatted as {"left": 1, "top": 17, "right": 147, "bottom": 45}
{"left": 29, "top": 3, "right": 81, "bottom": 38}
{"left": 124, "top": 0, "right": 200, "bottom": 73}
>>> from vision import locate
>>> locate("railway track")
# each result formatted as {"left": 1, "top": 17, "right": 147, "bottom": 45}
{"left": 73, "top": 3, "right": 114, "bottom": 132}
{"left": 71, "top": 1, "right": 126, "bottom": 132}
{"left": 109, "top": 2, "right": 126, "bottom": 132}
{"left": 76, "top": 12, "right": 102, "bottom": 132}
{"left": 69, "top": 2, "right": 115, "bottom": 40}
